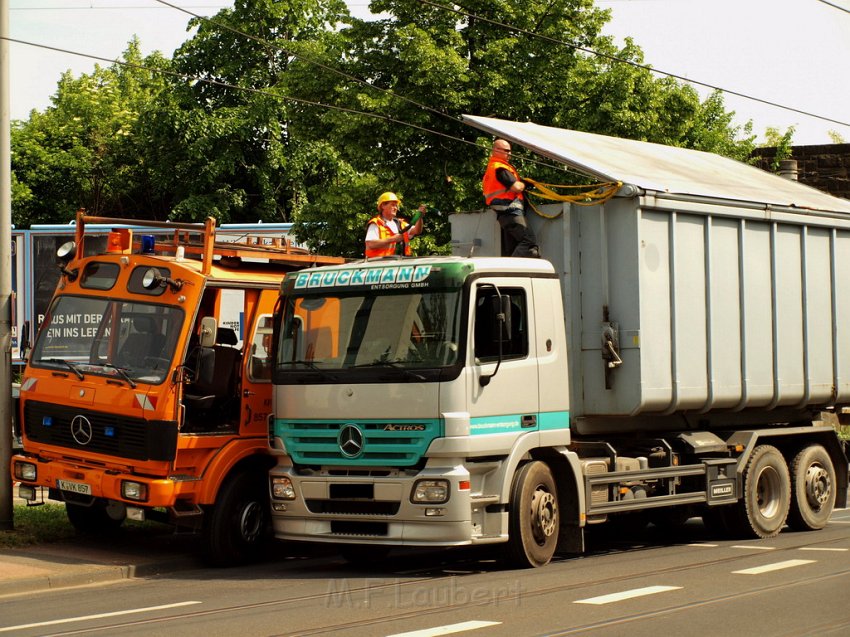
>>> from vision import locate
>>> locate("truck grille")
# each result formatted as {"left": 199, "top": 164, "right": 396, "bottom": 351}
{"left": 306, "top": 500, "right": 400, "bottom": 515}
{"left": 24, "top": 401, "right": 177, "bottom": 462}
{"left": 277, "top": 419, "right": 441, "bottom": 467}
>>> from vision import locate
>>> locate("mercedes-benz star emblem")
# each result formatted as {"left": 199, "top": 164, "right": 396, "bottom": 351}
{"left": 70, "top": 415, "right": 93, "bottom": 446}
{"left": 338, "top": 424, "right": 364, "bottom": 458}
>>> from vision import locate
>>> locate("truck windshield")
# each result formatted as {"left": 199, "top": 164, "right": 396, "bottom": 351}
{"left": 276, "top": 289, "right": 462, "bottom": 382}
{"left": 30, "top": 294, "right": 184, "bottom": 385}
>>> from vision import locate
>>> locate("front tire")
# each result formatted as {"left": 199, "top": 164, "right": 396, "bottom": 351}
{"left": 203, "top": 470, "right": 270, "bottom": 567}
{"left": 787, "top": 444, "right": 836, "bottom": 531}
{"left": 726, "top": 445, "right": 790, "bottom": 539}
{"left": 506, "top": 461, "right": 559, "bottom": 568}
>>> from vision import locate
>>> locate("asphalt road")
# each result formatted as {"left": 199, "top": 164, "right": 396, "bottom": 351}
{"left": 2, "top": 510, "right": 849, "bottom": 637}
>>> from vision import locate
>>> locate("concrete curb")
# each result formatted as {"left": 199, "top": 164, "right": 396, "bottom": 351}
{"left": 0, "top": 551, "right": 201, "bottom": 598}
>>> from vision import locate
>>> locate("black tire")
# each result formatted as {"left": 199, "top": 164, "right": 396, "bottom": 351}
{"left": 506, "top": 461, "right": 559, "bottom": 568}
{"left": 66, "top": 500, "right": 125, "bottom": 535}
{"left": 203, "top": 470, "right": 270, "bottom": 567}
{"left": 726, "top": 445, "right": 790, "bottom": 539}
{"left": 340, "top": 544, "right": 391, "bottom": 565}
{"left": 787, "top": 444, "right": 836, "bottom": 531}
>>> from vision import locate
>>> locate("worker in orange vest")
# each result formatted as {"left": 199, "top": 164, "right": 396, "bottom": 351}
{"left": 365, "top": 192, "right": 425, "bottom": 258}
{"left": 482, "top": 139, "right": 539, "bottom": 257}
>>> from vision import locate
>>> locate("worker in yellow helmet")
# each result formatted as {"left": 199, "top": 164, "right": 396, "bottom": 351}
{"left": 365, "top": 192, "right": 425, "bottom": 258}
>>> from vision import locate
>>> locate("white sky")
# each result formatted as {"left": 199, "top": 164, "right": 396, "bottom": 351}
{"left": 7, "top": 0, "right": 850, "bottom": 145}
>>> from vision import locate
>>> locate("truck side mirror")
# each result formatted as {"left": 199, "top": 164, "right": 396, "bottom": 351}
{"left": 499, "top": 295, "right": 512, "bottom": 340}
{"left": 198, "top": 316, "right": 217, "bottom": 348}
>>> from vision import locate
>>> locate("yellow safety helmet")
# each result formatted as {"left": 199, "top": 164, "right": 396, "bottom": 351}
{"left": 376, "top": 191, "right": 401, "bottom": 210}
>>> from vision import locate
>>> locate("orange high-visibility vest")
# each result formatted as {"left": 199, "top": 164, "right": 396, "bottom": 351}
{"left": 482, "top": 157, "right": 524, "bottom": 205}
{"left": 365, "top": 216, "right": 411, "bottom": 258}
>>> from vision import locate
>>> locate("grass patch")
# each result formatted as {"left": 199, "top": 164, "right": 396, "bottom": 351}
{"left": 0, "top": 504, "right": 76, "bottom": 548}
{"left": 1, "top": 503, "right": 167, "bottom": 549}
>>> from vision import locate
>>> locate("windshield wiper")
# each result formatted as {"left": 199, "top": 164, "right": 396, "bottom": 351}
{"left": 278, "top": 360, "right": 337, "bottom": 381}
{"left": 350, "top": 360, "right": 426, "bottom": 381}
{"left": 101, "top": 364, "right": 137, "bottom": 388}
{"left": 42, "top": 358, "right": 84, "bottom": 380}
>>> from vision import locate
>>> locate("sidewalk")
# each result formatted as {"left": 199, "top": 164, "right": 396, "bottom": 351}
{"left": 0, "top": 492, "right": 203, "bottom": 597}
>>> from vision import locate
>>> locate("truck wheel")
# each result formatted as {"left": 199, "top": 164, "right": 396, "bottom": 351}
{"left": 203, "top": 471, "right": 269, "bottom": 567}
{"left": 728, "top": 445, "right": 790, "bottom": 539}
{"left": 787, "top": 444, "right": 836, "bottom": 531}
{"left": 506, "top": 461, "right": 559, "bottom": 568}
{"left": 66, "top": 500, "right": 125, "bottom": 534}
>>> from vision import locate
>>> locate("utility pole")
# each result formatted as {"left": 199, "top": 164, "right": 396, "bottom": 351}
{"left": 0, "top": 0, "right": 14, "bottom": 531}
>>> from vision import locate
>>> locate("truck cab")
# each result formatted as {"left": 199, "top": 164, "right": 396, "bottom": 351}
{"left": 12, "top": 212, "right": 343, "bottom": 565}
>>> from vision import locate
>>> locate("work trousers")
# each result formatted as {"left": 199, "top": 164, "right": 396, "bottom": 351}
{"left": 496, "top": 205, "right": 539, "bottom": 258}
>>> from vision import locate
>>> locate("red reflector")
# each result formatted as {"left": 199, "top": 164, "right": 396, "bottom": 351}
{"left": 458, "top": 480, "right": 471, "bottom": 491}
{"left": 106, "top": 231, "right": 123, "bottom": 253}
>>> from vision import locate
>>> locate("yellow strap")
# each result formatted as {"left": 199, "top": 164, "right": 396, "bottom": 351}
{"left": 523, "top": 178, "right": 623, "bottom": 219}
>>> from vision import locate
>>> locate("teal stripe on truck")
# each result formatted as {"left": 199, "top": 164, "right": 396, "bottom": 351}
{"left": 469, "top": 411, "right": 569, "bottom": 435}
{"left": 275, "top": 418, "right": 443, "bottom": 466}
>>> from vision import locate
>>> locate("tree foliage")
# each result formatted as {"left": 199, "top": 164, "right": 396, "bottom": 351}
{"left": 11, "top": 39, "right": 170, "bottom": 224}
{"left": 11, "top": 0, "right": 756, "bottom": 258}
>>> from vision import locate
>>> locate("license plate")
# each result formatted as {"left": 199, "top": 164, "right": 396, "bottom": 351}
{"left": 57, "top": 479, "right": 92, "bottom": 495}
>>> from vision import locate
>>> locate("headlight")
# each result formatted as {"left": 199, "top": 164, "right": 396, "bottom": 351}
{"left": 272, "top": 476, "right": 296, "bottom": 500}
{"left": 14, "top": 461, "right": 37, "bottom": 482}
{"left": 411, "top": 479, "right": 450, "bottom": 504}
{"left": 121, "top": 481, "right": 148, "bottom": 502}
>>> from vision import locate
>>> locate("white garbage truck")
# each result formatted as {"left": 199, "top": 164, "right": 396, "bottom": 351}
{"left": 267, "top": 116, "right": 850, "bottom": 567}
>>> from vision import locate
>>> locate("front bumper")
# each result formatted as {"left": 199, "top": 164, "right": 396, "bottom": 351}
{"left": 11, "top": 454, "right": 181, "bottom": 507}
{"left": 269, "top": 464, "right": 504, "bottom": 546}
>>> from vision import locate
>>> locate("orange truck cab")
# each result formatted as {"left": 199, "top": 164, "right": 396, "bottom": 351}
{"left": 11, "top": 212, "right": 343, "bottom": 565}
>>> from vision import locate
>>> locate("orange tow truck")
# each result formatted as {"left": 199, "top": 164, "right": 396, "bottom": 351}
{"left": 11, "top": 211, "right": 343, "bottom": 565}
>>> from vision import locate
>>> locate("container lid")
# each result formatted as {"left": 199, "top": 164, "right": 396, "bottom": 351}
{"left": 464, "top": 115, "right": 850, "bottom": 214}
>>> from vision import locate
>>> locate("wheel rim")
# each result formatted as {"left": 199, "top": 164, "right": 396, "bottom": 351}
{"left": 239, "top": 501, "right": 264, "bottom": 543}
{"left": 804, "top": 463, "right": 832, "bottom": 509}
{"left": 530, "top": 487, "right": 557, "bottom": 545}
{"left": 756, "top": 465, "right": 783, "bottom": 519}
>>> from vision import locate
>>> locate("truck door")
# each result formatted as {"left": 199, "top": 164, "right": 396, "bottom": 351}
{"left": 469, "top": 279, "right": 539, "bottom": 434}
{"left": 240, "top": 312, "right": 275, "bottom": 433}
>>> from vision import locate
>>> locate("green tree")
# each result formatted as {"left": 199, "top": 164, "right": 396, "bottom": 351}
{"left": 141, "top": 0, "right": 351, "bottom": 225}
{"left": 11, "top": 39, "right": 171, "bottom": 225}
{"left": 762, "top": 126, "right": 796, "bottom": 172}
{"left": 288, "top": 0, "right": 756, "bottom": 256}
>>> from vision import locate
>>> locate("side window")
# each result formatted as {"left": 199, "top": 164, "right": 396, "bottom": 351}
{"left": 474, "top": 287, "right": 528, "bottom": 362}
{"left": 248, "top": 314, "right": 274, "bottom": 382}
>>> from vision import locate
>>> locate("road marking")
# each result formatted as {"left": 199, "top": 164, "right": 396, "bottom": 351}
{"left": 387, "top": 620, "right": 501, "bottom": 637}
{"left": 0, "top": 601, "right": 202, "bottom": 633}
{"left": 733, "top": 559, "right": 815, "bottom": 575}
{"left": 730, "top": 545, "right": 775, "bottom": 550}
{"left": 799, "top": 547, "right": 848, "bottom": 552}
{"left": 687, "top": 543, "right": 718, "bottom": 547}
{"left": 828, "top": 520, "right": 850, "bottom": 524}
{"left": 574, "top": 585, "right": 682, "bottom": 605}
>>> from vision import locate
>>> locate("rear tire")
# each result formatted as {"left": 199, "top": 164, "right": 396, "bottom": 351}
{"left": 726, "top": 445, "right": 790, "bottom": 539}
{"left": 787, "top": 444, "right": 836, "bottom": 531}
{"left": 506, "top": 461, "right": 559, "bottom": 568}
{"left": 203, "top": 470, "right": 270, "bottom": 567}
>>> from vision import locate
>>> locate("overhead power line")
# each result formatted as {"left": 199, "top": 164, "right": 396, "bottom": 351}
{"left": 3, "top": 36, "right": 480, "bottom": 149}
{"left": 416, "top": 0, "right": 850, "bottom": 129}
{"left": 815, "top": 0, "right": 850, "bottom": 14}
{"left": 1, "top": 35, "right": 579, "bottom": 177}
{"left": 153, "top": 0, "right": 457, "bottom": 123}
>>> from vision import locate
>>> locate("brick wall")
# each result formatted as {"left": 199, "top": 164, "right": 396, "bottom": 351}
{"left": 751, "top": 144, "right": 850, "bottom": 200}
